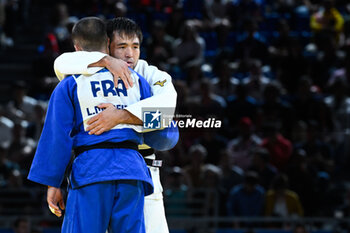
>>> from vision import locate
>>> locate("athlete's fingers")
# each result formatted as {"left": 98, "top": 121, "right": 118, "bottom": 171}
{"left": 87, "top": 103, "right": 114, "bottom": 127}
{"left": 59, "top": 199, "right": 65, "bottom": 210}
{"left": 87, "top": 115, "right": 99, "bottom": 125}
{"left": 93, "top": 127, "right": 106, "bottom": 136}
{"left": 48, "top": 203, "right": 62, "bottom": 217}
{"left": 124, "top": 69, "right": 133, "bottom": 88}
{"left": 114, "top": 74, "right": 129, "bottom": 89}
{"left": 88, "top": 125, "right": 103, "bottom": 135}
{"left": 97, "top": 103, "right": 114, "bottom": 109}
{"left": 87, "top": 120, "right": 99, "bottom": 132}
{"left": 47, "top": 201, "right": 59, "bottom": 211}
{"left": 119, "top": 75, "right": 130, "bottom": 89}
{"left": 115, "top": 69, "right": 132, "bottom": 89}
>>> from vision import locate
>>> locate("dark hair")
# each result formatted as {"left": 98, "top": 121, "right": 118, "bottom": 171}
{"left": 71, "top": 17, "right": 108, "bottom": 51}
{"left": 106, "top": 17, "right": 143, "bottom": 44}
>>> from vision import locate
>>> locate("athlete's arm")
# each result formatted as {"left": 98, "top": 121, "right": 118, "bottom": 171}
{"left": 28, "top": 79, "right": 75, "bottom": 216}
{"left": 54, "top": 51, "right": 133, "bottom": 88}
{"left": 28, "top": 79, "right": 75, "bottom": 189}
{"left": 86, "top": 103, "right": 142, "bottom": 135}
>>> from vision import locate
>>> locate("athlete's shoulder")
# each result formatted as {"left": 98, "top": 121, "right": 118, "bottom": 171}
{"left": 59, "top": 74, "right": 77, "bottom": 84}
{"left": 136, "top": 59, "right": 171, "bottom": 78}
{"left": 135, "top": 59, "right": 160, "bottom": 73}
{"left": 55, "top": 74, "right": 80, "bottom": 93}
{"left": 135, "top": 59, "right": 149, "bottom": 69}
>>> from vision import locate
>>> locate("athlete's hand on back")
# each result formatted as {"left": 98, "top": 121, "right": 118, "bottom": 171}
{"left": 86, "top": 103, "right": 123, "bottom": 135}
{"left": 87, "top": 103, "right": 142, "bottom": 135}
{"left": 89, "top": 55, "right": 133, "bottom": 89}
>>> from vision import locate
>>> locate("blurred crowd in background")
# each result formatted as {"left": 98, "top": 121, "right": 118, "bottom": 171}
{"left": 1, "top": 0, "right": 350, "bottom": 232}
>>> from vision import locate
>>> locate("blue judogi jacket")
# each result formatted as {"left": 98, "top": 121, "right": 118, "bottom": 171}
{"left": 28, "top": 68, "right": 167, "bottom": 194}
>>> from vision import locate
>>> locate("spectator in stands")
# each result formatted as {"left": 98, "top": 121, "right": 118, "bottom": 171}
{"left": 49, "top": 3, "right": 76, "bottom": 53}
{"left": 290, "top": 120, "right": 308, "bottom": 147}
{"left": 0, "top": 0, "right": 12, "bottom": 49}
{"left": 324, "top": 72, "right": 350, "bottom": 173}
{"left": 6, "top": 81, "right": 46, "bottom": 125}
{"left": 233, "top": 19, "right": 269, "bottom": 64}
{"left": 0, "top": 105, "right": 14, "bottom": 145}
{"left": 264, "top": 174, "right": 304, "bottom": 217}
{"left": 313, "top": 171, "right": 346, "bottom": 217}
{"left": 241, "top": 59, "right": 273, "bottom": 103}
{"left": 309, "top": 32, "right": 342, "bottom": 89}
{"left": 211, "top": 58, "right": 239, "bottom": 98}
{"left": 276, "top": 38, "right": 308, "bottom": 94}
{"left": 227, "top": 171, "right": 265, "bottom": 217}
{"left": 173, "top": 79, "right": 190, "bottom": 117}
{"left": 249, "top": 147, "right": 277, "bottom": 190}
{"left": 113, "top": 1, "right": 128, "bottom": 18}
{"left": 260, "top": 121, "right": 292, "bottom": 171}
{"left": 268, "top": 19, "right": 293, "bottom": 58}
{"left": 7, "top": 168, "right": 23, "bottom": 188}
{"left": 310, "top": 0, "right": 344, "bottom": 45}
{"left": 26, "top": 104, "right": 45, "bottom": 141}
{"left": 260, "top": 81, "right": 295, "bottom": 138}
{"left": 225, "top": 84, "right": 259, "bottom": 134}
{"left": 197, "top": 129, "right": 228, "bottom": 166}
{"left": 268, "top": 19, "right": 308, "bottom": 94}
{"left": 226, "top": 0, "right": 266, "bottom": 30}
{"left": 202, "top": 0, "right": 231, "bottom": 50}
{"left": 8, "top": 122, "right": 36, "bottom": 174}
{"left": 326, "top": 64, "right": 350, "bottom": 129}
{"left": 183, "top": 144, "right": 208, "bottom": 188}
{"left": 172, "top": 20, "right": 205, "bottom": 71}
{"left": 165, "top": 6, "right": 185, "bottom": 39}
{"left": 202, "top": 164, "right": 223, "bottom": 215}
{"left": 145, "top": 20, "right": 174, "bottom": 72}
{"left": 227, "top": 117, "right": 262, "bottom": 171}
{"left": 218, "top": 150, "right": 244, "bottom": 216}
{"left": 186, "top": 78, "right": 226, "bottom": 119}
{"left": 2, "top": 0, "right": 17, "bottom": 48}
{"left": 291, "top": 76, "right": 333, "bottom": 133}
{"left": 163, "top": 166, "right": 190, "bottom": 217}
{"left": 295, "top": 120, "right": 334, "bottom": 174}
{"left": 203, "top": 0, "right": 228, "bottom": 23}
{"left": 0, "top": 143, "right": 20, "bottom": 187}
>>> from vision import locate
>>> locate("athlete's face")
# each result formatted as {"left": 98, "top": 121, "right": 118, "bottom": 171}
{"left": 109, "top": 32, "right": 140, "bottom": 69}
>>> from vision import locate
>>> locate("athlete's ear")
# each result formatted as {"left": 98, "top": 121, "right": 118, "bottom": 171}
{"left": 107, "top": 38, "right": 110, "bottom": 54}
{"left": 74, "top": 44, "right": 83, "bottom": 51}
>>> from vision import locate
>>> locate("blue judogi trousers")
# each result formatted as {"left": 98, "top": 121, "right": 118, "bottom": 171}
{"left": 62, "top": 180, "right": 145, "bottom": 233}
